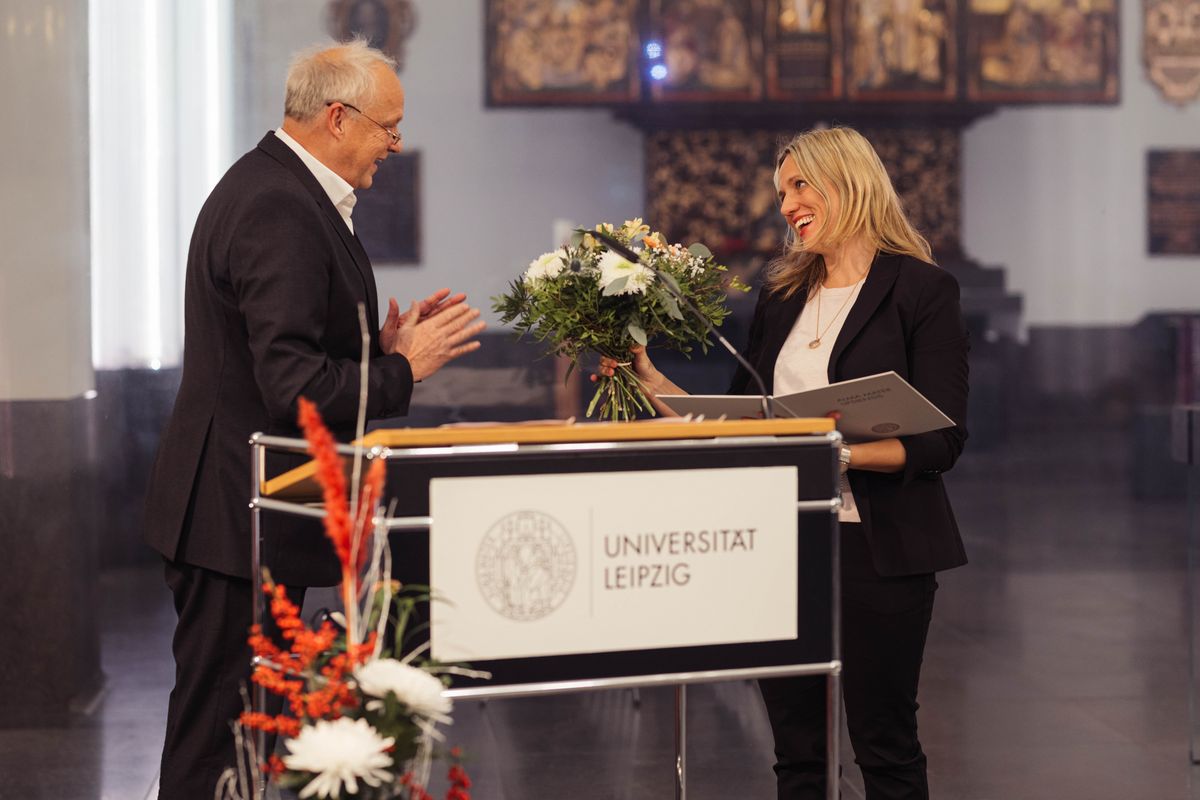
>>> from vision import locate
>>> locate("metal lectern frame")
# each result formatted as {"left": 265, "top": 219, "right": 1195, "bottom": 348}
{"left": 249, "top": 429, "right": 844, "bottom": 800}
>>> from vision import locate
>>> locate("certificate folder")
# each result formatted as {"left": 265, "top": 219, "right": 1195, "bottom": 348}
{"left": 657, "top": 371, "right": 954, "bottom": 442}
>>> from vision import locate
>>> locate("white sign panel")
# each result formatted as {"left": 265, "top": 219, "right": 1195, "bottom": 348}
{"left": 429, "top": 466, "right": 798, "bottom": 662}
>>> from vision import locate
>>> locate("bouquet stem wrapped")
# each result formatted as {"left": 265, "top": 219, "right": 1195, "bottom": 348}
{"left": 587, "top": 361, "right": 654, "bottom": 421}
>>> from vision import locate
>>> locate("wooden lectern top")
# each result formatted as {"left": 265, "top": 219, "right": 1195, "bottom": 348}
{"left": 261, "top": 417, "right": 835, "bottom": 500}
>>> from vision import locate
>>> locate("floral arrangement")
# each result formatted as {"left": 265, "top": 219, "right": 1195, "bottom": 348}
{"left": 493, "top": 218, "right": 748, "bottom": 421}
{"left": 218, "top": 397, "right": 483, "bottom": 800}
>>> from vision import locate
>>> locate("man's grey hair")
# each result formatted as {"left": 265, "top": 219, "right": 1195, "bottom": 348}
{"left": 284, "top": 38, "right": 397, "bottom": 122}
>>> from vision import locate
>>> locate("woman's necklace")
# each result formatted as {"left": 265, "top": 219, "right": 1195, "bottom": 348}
{"left": 808, "top": 277, "right": 865, "bottom": 349}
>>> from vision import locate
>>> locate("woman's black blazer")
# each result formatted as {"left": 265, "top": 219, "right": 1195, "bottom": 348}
{"left": 729, "top": 252, "right": 969, "bottom": 576}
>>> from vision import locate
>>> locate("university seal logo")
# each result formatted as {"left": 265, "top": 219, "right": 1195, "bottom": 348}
{"left": 476, "top": 510, "right": 577, "bottom": 621}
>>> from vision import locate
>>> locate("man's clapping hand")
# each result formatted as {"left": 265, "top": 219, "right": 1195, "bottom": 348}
{"left": 379, "top": 288, "right": 485, "bottom": 381}
{"left": 378, "top": 288, "right": 466, "bottom": 353}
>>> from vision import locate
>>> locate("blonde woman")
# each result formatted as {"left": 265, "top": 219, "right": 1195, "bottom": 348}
{"left": 601, "top": 126, "right": 969, "bottom": 798}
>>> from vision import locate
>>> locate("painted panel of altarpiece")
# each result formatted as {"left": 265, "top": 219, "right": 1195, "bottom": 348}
{"left": 967, "top": 0, "right": 1119, "bottom": 101}
{"left": 845, "top": 0, "right": 958, "bottom": 99}
{"left": 650, "top": 0, "right": 765, "bottom": 101}
{"left": 486, "top": 0, "right": 641, "bottom": 104}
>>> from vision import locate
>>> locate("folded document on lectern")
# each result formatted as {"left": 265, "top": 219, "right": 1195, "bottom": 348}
{"left": 656, "top": 371, "right": 954, "bottom": 442}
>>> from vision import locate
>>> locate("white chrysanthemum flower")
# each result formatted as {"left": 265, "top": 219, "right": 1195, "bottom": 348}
{"left": 283, "top": 717, "right": 394, "bottom": 799}
{"left": 597, "top": 250, "right": 654, "bottom": 296}
{"left": 355, "top": 658, "right": 452, "bottom": 719}
{"left": 523, "top": 249, "right": 568, "bottom": 285}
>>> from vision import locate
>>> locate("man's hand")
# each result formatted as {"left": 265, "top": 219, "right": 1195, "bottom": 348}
{"left": 379, "top": 289, "right": 467, "bottom": 354}
{"left": 387, "top": 299, "right": 485, "bottom": 381}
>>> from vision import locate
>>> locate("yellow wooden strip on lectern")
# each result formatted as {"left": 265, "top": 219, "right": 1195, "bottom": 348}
{"left": 261, "top": 417, "right": 835, "bottom": 501}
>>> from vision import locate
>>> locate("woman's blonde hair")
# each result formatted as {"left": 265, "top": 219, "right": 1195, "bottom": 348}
{"left": 764, "top": 126, "right": 932, "bottom": 299}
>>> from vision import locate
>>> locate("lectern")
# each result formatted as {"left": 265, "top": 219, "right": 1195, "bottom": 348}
{"left": 251, "top": 418, "right": 844, "bottom": 799}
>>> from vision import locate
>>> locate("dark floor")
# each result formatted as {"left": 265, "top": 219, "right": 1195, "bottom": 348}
{"left": 2, "top": 422, "right": 1197, "bottom": 799}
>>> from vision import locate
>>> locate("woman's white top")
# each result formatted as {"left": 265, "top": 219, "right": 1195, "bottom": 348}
{"left": 774, "top": 280, "right": 864, "bottom": 523}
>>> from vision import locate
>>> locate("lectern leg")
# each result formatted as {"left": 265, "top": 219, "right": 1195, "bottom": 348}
{"left": 250, "top": 438, "right": 267, "bottom": 798}
{"left": 675, "top": 684, "right": 687, "bottom": 800}
{"left": 826, "top": 666, "right": 841, "bottom": 800}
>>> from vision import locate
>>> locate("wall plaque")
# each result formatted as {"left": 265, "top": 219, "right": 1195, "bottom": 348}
{"left": 766, "top": 0, "right": 843, "bottom": 98}
{"left": 1144, "top": 0, "right": 1200, "bottom": 106}
{"left": 651, "top": 0, "right": 765, "bottom": 101}
{"left": 967, "top": 0, "right": 1119, "bottom": 101}
{"left": 355, "top": 151, "right": 420, "bottom": 265}
{"left": 1148, "top": 150, "right": 1200, "bottom": 255}
{"left": 328, "top": 0, "right": 417, "bottom": 70}
{"left": 486, "top": 0, "right": 640, "bottom": 105}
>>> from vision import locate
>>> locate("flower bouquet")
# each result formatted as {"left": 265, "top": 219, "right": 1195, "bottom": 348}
{"left": 218, "top": 396, "right": 483, "bottom": 800}
{"left": 492, "top": 219, "right": 748, "bottom": 421}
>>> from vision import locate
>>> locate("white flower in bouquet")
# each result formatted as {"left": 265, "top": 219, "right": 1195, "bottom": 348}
{"left": 597, "top": 249, "right": 654, "bottom": 296}
{"left": 523, "top": 249, "right": 568, "bottom": 285}
{"left": 355, "top": 657, "right": 452, "bottom": 720}
{"left": 282, "top": 717, "right": 394, "bottom": 799}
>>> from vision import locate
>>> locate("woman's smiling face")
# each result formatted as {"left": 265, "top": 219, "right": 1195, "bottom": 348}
{"left": 776, "top": 155, "right": 840, "bottom": 255}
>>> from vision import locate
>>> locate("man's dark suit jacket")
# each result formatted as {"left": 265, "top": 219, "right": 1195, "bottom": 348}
{"left": 144, "top": 132, "right": 414, "bottom": 586}
{"left": 730, "top": 252, "right": 969, "bottom": 577}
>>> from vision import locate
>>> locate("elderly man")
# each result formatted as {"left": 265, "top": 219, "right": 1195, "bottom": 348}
{"left": 143, "top": 40, "right": 484, "bottom": 797}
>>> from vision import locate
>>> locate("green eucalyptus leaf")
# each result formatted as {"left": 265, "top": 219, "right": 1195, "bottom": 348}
{"left": 687, "top": 242, "right": 712, "bottom": 259}
{"left": 570, "top": 229, "right": 585, "bottom": 247}
{"left": 627, "top": 321, "right": 647, "bottom": 346}
{"left": 657, "top": 270, "right": 683, "bottom": 295}
{"left": 656, "top": 288, "right": 684, "bottom": 321}
{"left": 602, "top": 275, "right": 630, "bottom": 296}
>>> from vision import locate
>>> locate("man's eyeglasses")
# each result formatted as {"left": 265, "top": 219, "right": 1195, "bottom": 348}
{"left": 326, "top": 100, "right": 402, "bottom": 146}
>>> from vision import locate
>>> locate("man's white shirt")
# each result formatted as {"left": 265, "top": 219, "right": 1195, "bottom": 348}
{"left": 273, "top": 128, "right": 357, "bottom": 234}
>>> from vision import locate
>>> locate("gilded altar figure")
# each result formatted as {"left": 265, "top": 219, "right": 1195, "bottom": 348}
{"left": 780, "top": 0, "right": 828, "bottom": 33}
{"left": 916, "top": 5, "right": 950, "bottom": 81}
{"left": 700, "top": 4, "right": 755, "bottom": 88}
{"left": 1044, "top": 0, "right": 1104, "bottom": 84}
{"left": 852, "top": 0, "right": 892, "bottom": 87}
{"left": 851, "top": 0, "right": 950, "bottom": 91}
{"left": 980, "top": 0, "right": 1044, "bottom": 85}
{"left": 489, "top": 0, "right": 638, "bottom": 100}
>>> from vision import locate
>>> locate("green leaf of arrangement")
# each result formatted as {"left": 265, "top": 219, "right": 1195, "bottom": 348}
{"left": 570, "top": 229, "right": 586, "bottom": 247}
{"left": 656, "top": 288, "right": 685, "bottom": 321}
{"left": 602, "top": 275, "right": 630, "bottom": 296}
{"left": 687, "top": 242, "right": 712, "bottom": 259}
{"left": 657, "top": 270, "right": 683, "bottom": 295}
{"left": 627, "top": 321, "right": 648, "bottom": 346}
